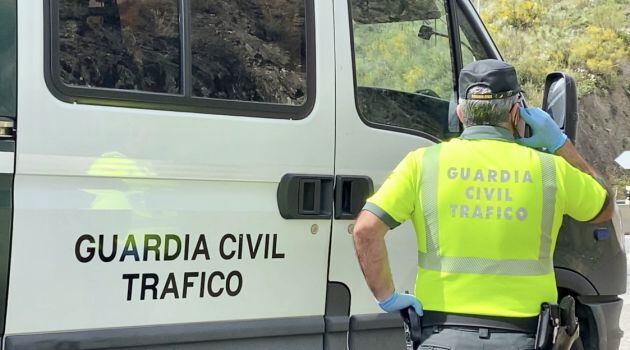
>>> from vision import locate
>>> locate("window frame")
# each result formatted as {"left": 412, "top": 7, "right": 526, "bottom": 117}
{"left": 347, "top": 0, "right": 502, "bottom": 141}
{"left": 453, "top": 0, "right": 502, "bottom": 75}
{"left": 347, "top": 0, "right": 459, "bottom": 143}
{"left": 43, "top": 0, "right": 316, "bottom": 120}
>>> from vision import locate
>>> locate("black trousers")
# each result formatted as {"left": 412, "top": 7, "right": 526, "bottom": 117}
{"left": 418, "top": 326, "right": 536, "bottom": 350}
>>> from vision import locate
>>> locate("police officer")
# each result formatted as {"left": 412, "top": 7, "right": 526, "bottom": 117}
{"left": 352, "top": 59, "right": 613, "bottom": 349}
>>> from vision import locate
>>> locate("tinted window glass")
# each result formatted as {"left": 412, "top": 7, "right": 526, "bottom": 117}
{"left": 351, "top": 1, "right": 454, "bottom": 140}
{"left": 191, "top": 1, "right": 307, "bottom": 105}
{"left": 0, "top": 0, "right": 16, "bottom": 118}
{"left": 58, "top": 0, "right": 181, "bottom": 93}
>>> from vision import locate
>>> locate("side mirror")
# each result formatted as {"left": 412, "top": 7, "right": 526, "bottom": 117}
{"left": 542, "top": 72, "right": 578, "bottom": 142}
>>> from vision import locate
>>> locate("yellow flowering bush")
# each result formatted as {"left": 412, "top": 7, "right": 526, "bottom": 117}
{"left": 480, "top": 0, "right": 629, "bottom": 103}
{"left": 489, "top": 0, "right": 544, "bottom": 28}
{"left": 355, "top": 0, "right": 628, "bottom": 106}
{"left": 569, "top": 26, "right": 628, "bottom": 76}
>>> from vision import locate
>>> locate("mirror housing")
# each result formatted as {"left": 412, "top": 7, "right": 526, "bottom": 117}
{"left": 542, "top": 72, "right": 578, "bottom": 142}
{"left": 351, "top": 0, "right": 441, "bottom": 24}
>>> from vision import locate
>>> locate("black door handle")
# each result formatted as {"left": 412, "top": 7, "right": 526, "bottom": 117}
{"left": 334, "top": 175, "right": 374, "bottom": 220}
{"left": 277, "top": 174, "right": 333, "bottom": 219}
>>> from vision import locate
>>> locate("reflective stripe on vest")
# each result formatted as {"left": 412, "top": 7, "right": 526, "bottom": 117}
{"left": 418, "top": 145, "right": 557, "bottom": 276}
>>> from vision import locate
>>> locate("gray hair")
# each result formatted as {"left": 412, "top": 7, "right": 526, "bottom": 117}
{"left": 458, "top": 86, "right": 519, "bottom": 127}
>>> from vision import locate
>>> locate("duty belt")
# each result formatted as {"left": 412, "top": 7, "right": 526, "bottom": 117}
{"left": 401, "top": 296, "right": 579, "bottom": 350}
{"left": 421, "top": 311, "right": 539, "bottom": 334}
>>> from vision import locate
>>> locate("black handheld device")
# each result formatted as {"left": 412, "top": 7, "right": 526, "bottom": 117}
{"left": 535, "top": 303, "right": 552, "bottom": 349}
{"left": 517, "top": 92, "right": 532, "bottom": 138}
{"left": 400, "top": 307, "right": 422, "bottom": 347}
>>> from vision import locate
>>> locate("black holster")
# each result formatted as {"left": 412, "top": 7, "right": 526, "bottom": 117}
{"left": 535, "top": 296, "right": 580, "bottom": 350}
{"left": 400, "top": 307, "right": 422, "bottom": 350}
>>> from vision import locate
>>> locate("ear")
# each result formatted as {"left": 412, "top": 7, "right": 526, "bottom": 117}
{"left": 456, "top": 104, "right": 464, "bottom": 124}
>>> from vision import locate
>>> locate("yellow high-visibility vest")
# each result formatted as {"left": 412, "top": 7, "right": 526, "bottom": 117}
{"left": 365, "top": 126, "right": 607, "bottom": 317}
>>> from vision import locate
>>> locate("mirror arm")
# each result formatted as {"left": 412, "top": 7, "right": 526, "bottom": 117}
{"left": 433, "top": 32, "right": 449, "bottom": 39}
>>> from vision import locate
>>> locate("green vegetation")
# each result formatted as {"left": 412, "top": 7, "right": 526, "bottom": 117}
{"left": 480, "top": 0, "right": 630, "bottom": 106}
{"left": 479, "top": 0, "right": 630, "bottom": 190}
{"left": 353, "top": 0, "right": 629, "bottom": 107}
{"left": 353, "top": 0, "right": 629, "bottom": 188}
{"left": 353, "top": 13, "right": 455, "bottom": 100}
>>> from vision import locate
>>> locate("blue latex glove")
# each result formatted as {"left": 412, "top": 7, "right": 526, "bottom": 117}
{"left": 377, "top": 291, "right": 423, "bottom": 316}
{"left": 516, "top": 107, "right": 568, "bottom": 153}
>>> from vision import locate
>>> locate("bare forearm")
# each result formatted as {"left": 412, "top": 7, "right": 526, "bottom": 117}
{"left": 354, "top": 232, "right": 394, "bottom": 300}
{"left": 555, "top": 140, "right": 602, "bottom": 180}
{"left": 352, "top": 211, "right": 394, "bottom": 301}
{"left": 555, "top": 140, "right": 614, "bottom": 222}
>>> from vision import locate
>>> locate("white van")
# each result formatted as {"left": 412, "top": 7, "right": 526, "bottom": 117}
{"left": 0, "top": 0, "right": 624, "bottom": 349}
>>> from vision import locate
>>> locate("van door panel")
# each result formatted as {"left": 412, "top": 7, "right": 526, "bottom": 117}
{"left": 5, "top": 316, "right": 324, "bottom": 350}
{"left": 331, "top": 0, "right": 431, "bottom": 313}
{"left": 330, "top": 0, "right": 453, "bottom": 348}
{"left": 6, "top": 2, "right": 334, "bottom": 347}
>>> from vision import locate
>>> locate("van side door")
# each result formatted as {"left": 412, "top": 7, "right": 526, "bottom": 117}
{"left": 0, "top": 0, "right": 16, "bottom": 343}
{"left": 5, "top": 1, "right": 335, "bottom": 349}
{"left": 329, "top": 0, "right": 495, "bottom": 348}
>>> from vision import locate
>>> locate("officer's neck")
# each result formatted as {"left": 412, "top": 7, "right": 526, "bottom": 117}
{"left": 461, "top": 123, "right": 518, "bottom": 142}
{"left": 495, "top": 121, "right": 520, "bottom": 139}
{"left": 499, "top": 122, "right": 517, "bottom": 136}
{"left": 463, "top": 123, "right": 514, "bottom": 133}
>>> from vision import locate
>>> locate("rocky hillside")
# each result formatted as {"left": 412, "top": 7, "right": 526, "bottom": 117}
{"left": 58, "top": 0, "right": 306, "bottom": 105}
{"left": 190, "top": 0, "right": 306, "bottom": 104}
{"left": 59, "top": 0, "right": 181, "bottom": 93}
{"left": 576, "top": 63, "right": 630, "bottom": 190}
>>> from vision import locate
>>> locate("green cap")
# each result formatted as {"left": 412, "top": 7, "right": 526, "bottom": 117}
{"left": 459, "top": 59, "right": 521, "bottom": 100}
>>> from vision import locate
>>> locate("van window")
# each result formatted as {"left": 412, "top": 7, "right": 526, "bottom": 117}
{"left": 350, "top": 1, "right": 454, "bottom": 140}
{"left": 58, "top": 0, "right": 180, "bottom": 93}
{"left": 191, "top": 1, "right": 307, "bottom": 105}
{"left": 0, "top": 0, "right": 16, "bottom": 118}
{"left": 50, "top": 0, "right": 315, "bottom": 119}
